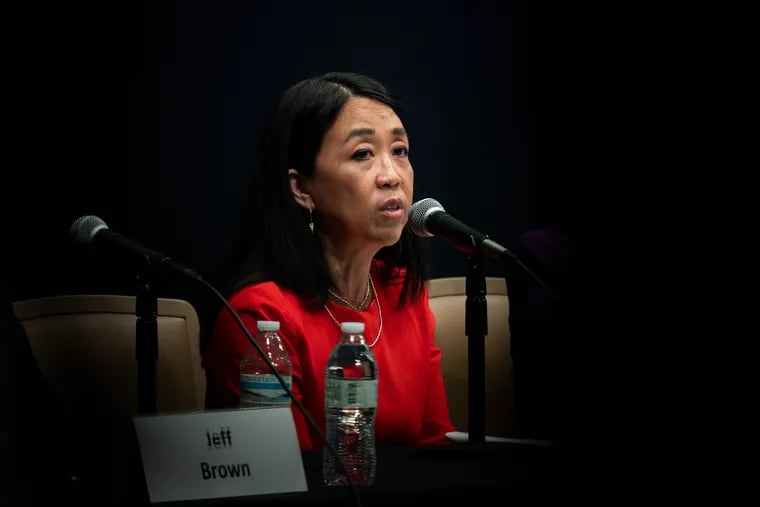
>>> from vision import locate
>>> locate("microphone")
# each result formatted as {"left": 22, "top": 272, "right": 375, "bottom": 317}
{"left": 409, "top": 198, "right": 509, "bottom": 259}
{"left": 409, "top": 198, "right": 558, "bottom": 300}
{"left": 69, "top": 215, "right": 202, "bottom": 281}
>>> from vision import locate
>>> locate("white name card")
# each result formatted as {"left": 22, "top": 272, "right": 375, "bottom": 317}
{"left": 133, "top": 407, "right": 308, "bottom": 503}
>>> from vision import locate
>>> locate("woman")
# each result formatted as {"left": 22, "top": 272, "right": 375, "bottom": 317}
{"left": 202, "top": 71, "right": 455, "bottom": 451}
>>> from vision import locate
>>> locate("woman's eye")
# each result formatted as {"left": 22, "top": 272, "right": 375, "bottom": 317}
{"left": 393, "top": 146, "right": 409, "bottom": 157}
{"left": 352, "top": 149, "right": 372, "bottom": 161}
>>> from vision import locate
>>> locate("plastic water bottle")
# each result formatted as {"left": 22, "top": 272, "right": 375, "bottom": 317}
{"left": 322, "top": 321, "right": 378, "bottom": 486}
{"left": 239, "top": 320, "right": 292, "bottom": 407}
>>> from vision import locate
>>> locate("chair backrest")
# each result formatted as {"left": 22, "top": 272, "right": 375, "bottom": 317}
{"left": 12, "top": 294, "right": 207, "bottom": 494}
{"left": 12, "top": 294, "right": 206, "bottom": 420}
{"left": 427, "top": 276, "right": 514, "bottom": 437}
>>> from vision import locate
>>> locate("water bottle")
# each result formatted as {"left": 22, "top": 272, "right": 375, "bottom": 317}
{"left": 239, "top": 320, "right": 292, "bottom": 407}
{"left": 322, "top": 321, "right": 378, "bottom": 486}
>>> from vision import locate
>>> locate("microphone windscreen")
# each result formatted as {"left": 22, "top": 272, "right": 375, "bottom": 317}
{"left": 408, "top": 198, "right": 445, "bottom": 237}
{"left": 69, "top": 215, "right": 109, "bottom": 246}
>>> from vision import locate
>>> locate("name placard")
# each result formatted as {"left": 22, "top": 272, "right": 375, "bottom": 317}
{"left": 133, "top": 407, "right": 307, "bottom": 503}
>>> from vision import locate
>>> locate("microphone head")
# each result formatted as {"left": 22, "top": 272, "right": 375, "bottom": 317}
{"left": 70, "top": 215, "right": 110, "bottom": 246}
{"left": 409, "top": 198, "right": 445, "bottom": 238}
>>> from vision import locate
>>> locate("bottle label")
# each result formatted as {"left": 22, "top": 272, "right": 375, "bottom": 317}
{"left": 240, "top": 373, "right": 292, "bottom": 405}
{"left": 325, "top": 378, "right": 378, "bottom": 408}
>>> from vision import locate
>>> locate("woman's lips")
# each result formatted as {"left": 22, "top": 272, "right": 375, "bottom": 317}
{"left": 378, "top": 198, "right": 405, "bottom": 219}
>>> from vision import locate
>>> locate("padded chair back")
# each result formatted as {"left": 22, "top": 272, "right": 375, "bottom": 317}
{"left": 13, "top": 293, "right": 207, "bottom": 494}
{"left": 12, "top": 294, "right": 206, "bottom": 421}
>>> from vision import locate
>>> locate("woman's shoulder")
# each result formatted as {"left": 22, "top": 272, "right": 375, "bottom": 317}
{"left": 220, "top": 282, "right": 313, "bottom": 333}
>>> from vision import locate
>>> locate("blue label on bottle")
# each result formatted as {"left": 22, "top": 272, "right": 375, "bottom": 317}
{"left": 240, "top": 373, "right": 292, "bottom": 405}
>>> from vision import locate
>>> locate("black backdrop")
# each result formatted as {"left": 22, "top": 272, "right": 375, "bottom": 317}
{"left": 8, "top": 1, "right": 597, "bottom": 303}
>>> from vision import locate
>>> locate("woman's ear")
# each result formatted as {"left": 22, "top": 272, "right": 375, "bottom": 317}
{"left": 288, "top": 169, "right": 313, "bottom": 209}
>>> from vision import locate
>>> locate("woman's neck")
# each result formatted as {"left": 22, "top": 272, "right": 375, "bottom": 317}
{"left": 323, "top": 247, "right": 377, "bottom": 307}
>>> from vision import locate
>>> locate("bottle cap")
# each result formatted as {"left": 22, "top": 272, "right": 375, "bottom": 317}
{"left": 257, "top": 320, "right": 280, "bottom": 332}
{"left": 340, "top": 322, "right": 365, "bottom": 334}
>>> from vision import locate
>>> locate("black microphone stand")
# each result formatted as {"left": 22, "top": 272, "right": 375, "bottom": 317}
{"left": 135, "top": 259, "right": 158, "bottom": 414}
{"left": 465, "top": 253, "right": 487, "bottom": 445}
{"left": 420, "top": 249, "right": 494, "bottom": 458}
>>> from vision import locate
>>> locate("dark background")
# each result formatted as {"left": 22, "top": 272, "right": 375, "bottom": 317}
{"left": 7, "top": 1, "right": 604, "bottom": 304}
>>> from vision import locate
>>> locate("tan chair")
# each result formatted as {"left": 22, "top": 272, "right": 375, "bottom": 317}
{"left": 427, "top": 276, "right": 514, "bottom": 437}
{"left": 12, "top": 294, "right": 207, "bottom": 487}
{"left": 12, "top": 294, "right": 206, "bottom": 419}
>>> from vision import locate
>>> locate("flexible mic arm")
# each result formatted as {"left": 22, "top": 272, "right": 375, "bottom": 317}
{"left": 452, "top": 230, "right": 558, "bottom": 301}
{"left": 434, "top": 217, "right": 558, "bottom": 300}
{"left": 413, "top": 203, "right": 558, "bottom": 301}
{"left": 431, "top": 222, "right": 558, "bottom": 301}
{"left": 499, "top": 246, "right": 558, "bottom": 301}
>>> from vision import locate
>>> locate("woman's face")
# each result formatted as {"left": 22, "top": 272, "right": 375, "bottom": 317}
{"left": 309, "top": 96, "right": 414, "bottom": 251}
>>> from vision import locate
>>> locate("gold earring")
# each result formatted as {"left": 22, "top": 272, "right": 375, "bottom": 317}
{"left": 309, "top": 206, "right": 314, "bottom": 234}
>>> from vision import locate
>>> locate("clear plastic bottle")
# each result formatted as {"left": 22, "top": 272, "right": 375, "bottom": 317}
{"left": 239, "top": 320, "right": 292, "bottom": 407}
{"left": 322, "top": 321, "right": 378, "bottom": 486}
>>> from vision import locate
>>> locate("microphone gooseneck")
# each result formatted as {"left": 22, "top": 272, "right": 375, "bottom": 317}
{"left": 408, "top": 199, "right": 558, "bottom": 300}
{"left": 69, "top": 215, "right": 203, "bottom": 280}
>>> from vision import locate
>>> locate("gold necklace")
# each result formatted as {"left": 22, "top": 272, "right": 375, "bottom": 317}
{"left": 323, "top": 275, "right": 383, "bottom": 348}
{"left": 327, "top": 277, "right": 371, "bottom": 311}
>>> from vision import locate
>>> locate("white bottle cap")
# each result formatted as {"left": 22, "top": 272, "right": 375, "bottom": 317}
{"left": 257, "top": 320, "right": 280, "bottom": 332}
{"left": 340, "top": 322, "right": 365, "bottom": 334}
